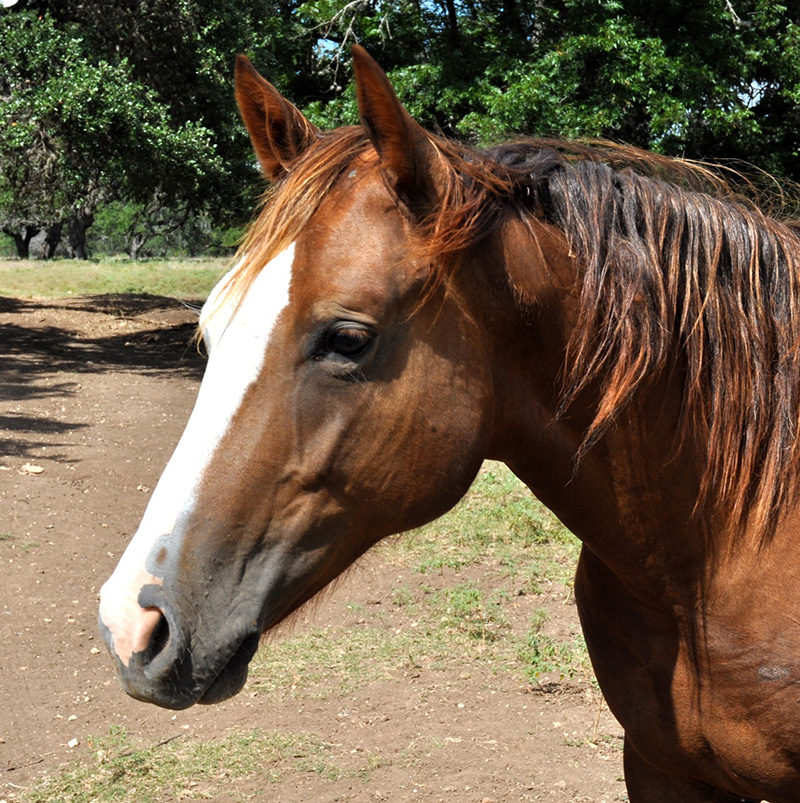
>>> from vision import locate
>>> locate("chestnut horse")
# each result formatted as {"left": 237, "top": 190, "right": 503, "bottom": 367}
{"left": 99, "top": 47, "right": 800, "bottom": 802}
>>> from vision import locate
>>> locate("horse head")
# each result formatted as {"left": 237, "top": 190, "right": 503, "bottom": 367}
{"left": 97, "top": 48, "right": 511, "bottom": 709}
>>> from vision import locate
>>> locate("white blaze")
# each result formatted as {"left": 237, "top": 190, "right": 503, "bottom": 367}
{"left": 99, "top": 244, "right": 295, "bottom": 664}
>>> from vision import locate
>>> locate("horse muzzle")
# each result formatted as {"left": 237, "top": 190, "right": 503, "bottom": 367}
{"left": 98, "top": 581, "right": 263, "bottom": 710}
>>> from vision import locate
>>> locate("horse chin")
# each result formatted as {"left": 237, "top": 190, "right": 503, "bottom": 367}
{"left": 197, "top": 668, "right": 247, "bottom": 705}
{"left": 198, "top": 632, "right": 261, "bottom": 705}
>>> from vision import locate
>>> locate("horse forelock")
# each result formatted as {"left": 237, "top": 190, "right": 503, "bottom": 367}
{"left": 211, "top": 128, "right": 376, "bottom": 319}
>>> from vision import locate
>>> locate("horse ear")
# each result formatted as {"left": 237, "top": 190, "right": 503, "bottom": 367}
{"left": 351, "top": 45, "right": 440, "bottom": 219}
{"left": 235, "top": 55, "right": 319, "bottom": 181}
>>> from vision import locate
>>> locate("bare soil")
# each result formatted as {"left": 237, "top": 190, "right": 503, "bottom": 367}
{"left": 0, "top": 295, "right": 626, "bottom": 802}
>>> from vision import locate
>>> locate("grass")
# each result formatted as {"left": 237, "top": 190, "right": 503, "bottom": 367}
{"left": 20, "top": 726, "right": 359, "bottom": 803}
{"left": 0, "top": 532, "right": 38, "bottom": 551}
{"left": 249, "top": 578, "right": 517, "bottom": 701}
{"left": 383, "top": 463, "right": 579, "bottom": 587}
{"left": 0, "top": 257, "right": 229, "bottom": 300}
{"left": 519, "top": 607, "right": 588, "bottom": 683}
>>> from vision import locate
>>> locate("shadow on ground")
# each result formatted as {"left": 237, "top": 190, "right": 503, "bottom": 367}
{"left": 0, "top": 294, "right": 206, "bottom": 402}
{"left": 0, "top": 294, "right": 206, "bottom": 457}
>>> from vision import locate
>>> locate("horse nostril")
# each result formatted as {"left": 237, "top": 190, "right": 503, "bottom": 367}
{"left": 144, "top": 609, "right": 170, "bottom": 661}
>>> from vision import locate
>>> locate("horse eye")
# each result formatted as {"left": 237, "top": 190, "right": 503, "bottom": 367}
{"left": 322, "top": 325, "right": 373, "bottom": 359}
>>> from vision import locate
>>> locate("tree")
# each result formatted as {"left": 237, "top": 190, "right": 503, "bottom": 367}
{"left": 3, "top": 0, "right": 800, "bottom": 260}
{"left": 295, "top": 0, "right": 800, "bottom": 185}
{"left": 0, "top": 7, "right": 227, "bottom": 257}
{"left": 26, "top": 0, "right": 316, "bottom": 239}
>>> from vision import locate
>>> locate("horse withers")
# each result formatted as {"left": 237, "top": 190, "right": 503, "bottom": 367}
{"left": 99, "top": 47, "right": 800, "bottom": 802}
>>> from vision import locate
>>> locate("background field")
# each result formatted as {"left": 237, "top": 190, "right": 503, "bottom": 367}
{"left": 0, "top": 259, "right": 625, "bottom": 802}
{"left": 0, "top": 258, "right": 229, "bottom": 299}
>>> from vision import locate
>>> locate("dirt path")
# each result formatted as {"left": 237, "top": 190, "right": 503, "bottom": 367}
{"left": 0, "top": 296, "right": 625, "bottom": 802}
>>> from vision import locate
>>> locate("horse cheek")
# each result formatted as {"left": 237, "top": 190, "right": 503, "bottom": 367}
{"left": 366, "top": 349, "right": 491, "bottom": 535}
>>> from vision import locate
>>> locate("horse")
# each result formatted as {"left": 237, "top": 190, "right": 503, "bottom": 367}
{"left": 98, "top": 46, "right": 800, "bottom": 802}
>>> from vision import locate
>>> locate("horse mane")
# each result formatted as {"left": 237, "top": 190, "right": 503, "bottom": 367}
{"left": 488, "top": 141, "right": 800, "bottom": 536}
{"left": 229, "top": 126, "right": 800, "bottom": 536}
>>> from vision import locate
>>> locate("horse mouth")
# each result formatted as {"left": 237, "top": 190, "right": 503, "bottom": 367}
{"left": 198, "top": 632, "right": 261, "bottom": 705}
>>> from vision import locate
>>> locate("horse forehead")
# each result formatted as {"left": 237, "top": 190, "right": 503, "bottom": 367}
{"left": 312, "top": 167, "right": 405, "bottom": 249}
{"left": 291, "top": 191, "right": 413, "bottom": 309}
{"left": 200, "top": 244, "right": 297, "bottom": 350}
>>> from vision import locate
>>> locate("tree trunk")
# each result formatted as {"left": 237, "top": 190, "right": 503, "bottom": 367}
{"left": 441, "top": 0, "right": 460, "bottom": 48}
{"left": 2, "top": 225, "right": 39, "bottom": 259}
{"left": 43, "top": 222, "right": 63, "bottom": 259}
{"left": 128, "top": 231, "right": 147, "bottom": 260}
{"left": 67, "top": 212, "right": 94, "bottom": 259}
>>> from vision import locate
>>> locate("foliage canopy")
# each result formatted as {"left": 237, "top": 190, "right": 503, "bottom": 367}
{"left": 2, "top": 0, "right": 800, "bottom": 258}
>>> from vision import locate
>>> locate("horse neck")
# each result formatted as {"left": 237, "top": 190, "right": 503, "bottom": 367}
{"left": 473, "top": 216, "right": 714, "bottom": 604}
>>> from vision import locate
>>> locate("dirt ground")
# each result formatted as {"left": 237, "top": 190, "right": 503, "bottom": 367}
{"left": 0, "top": 295, "right": 626, "bottom": 802}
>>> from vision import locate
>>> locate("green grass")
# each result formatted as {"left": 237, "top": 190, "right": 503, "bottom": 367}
{"left": 382, "top": 462, "right": 580, "bottom": 587}
{"left": 0, "top": 532, "right": 38, "bottom": 551}
{"left": 20, "top": 726, "right": 359, "bottom": 803}
{"left": 250, "top": 580, "right": 515, "bottom": 700}
{"left": 519, "top": 608, "right": 588, "bottom": 683}
{"left": 0, "top": 257, "right": 229, "bottom": 299}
